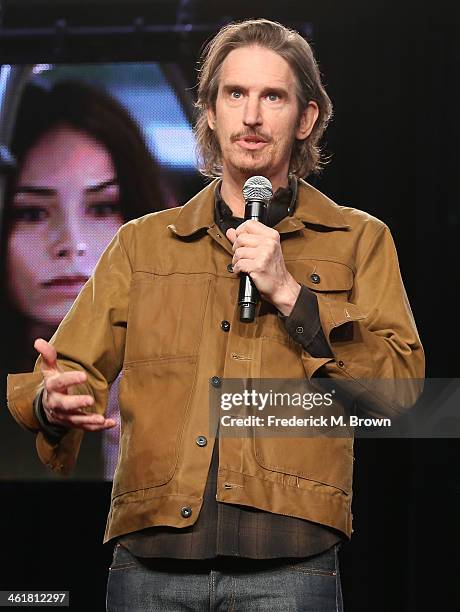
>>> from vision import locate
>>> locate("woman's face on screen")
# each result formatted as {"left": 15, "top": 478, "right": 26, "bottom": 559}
{"left": 7, "top": 126, "right": 124, "bottom": 326}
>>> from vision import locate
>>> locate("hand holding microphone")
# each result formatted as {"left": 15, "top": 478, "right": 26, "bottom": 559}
{"left": 237, "top": 176, "right": 271, "bottom": 322}
{"left": 225, "top": 176, "right": 301, "bottom": 322}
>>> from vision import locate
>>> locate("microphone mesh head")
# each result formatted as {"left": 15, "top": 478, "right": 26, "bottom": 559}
{"left": 242, "top": 176, "right": 273, "bottom": 202}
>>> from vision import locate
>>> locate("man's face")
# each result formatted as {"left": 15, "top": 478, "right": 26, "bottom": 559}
{"left": 207, "top": 45, "right": 316, "bottom": 185}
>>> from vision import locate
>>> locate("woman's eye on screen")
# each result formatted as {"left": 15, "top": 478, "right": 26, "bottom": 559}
{"left": 87, "top": 201, "right": 121, "bottom": 218}
{"left": 11, "top": 205, "right": 48, "bottom": 223}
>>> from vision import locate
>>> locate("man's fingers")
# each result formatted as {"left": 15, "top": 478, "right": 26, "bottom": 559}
{"left": 80, "top": 418, "right": 117, "bottom": 432}
{"left": 234, "top": 220, "right": 277, "bottom": 237}
{"left": 46, "top": 391, "right": 94, "bottom": 411}
{"left": 51, "top": 412, "right": 117, "bottom": 431}
{"left": 34, "top": 338, "right": 58, "bottom": 372}
{"left": 232, "top": 234, "right": 260, "bottom": 251}
{"left": 34, "top": 342, "right": 115, "bottom": 433}
{"left": 45, "top": 371, "right": 87, "bottom": 394}
{"left": 232, "top": 258, "right": 255, "bottom": 276}
{"left": 233, "top": 247, "right": 258, "bottom": 265}
{"left": 226, "top": 227, "right": 237, "bottom": 244}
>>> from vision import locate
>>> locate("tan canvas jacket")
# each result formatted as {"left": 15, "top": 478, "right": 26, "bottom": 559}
{"left": 7, "top": 178, "right": 424, "bottom": 542}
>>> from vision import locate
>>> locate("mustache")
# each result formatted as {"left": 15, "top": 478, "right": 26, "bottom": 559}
{"left": 231, "top": 130, "right": 272, "bottom": 143}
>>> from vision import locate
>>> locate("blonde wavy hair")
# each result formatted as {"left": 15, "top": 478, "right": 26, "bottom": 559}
{"left": 194, "top": 18, "right": 333, "bottom": 178}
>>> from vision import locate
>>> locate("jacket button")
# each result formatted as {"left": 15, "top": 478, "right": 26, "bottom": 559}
{"left": 180, "top": 506, "right": 192, "bottom": 518}
{"left": 310, "top": 273, "right": 321, "bottom": 284}
{"left": 221, "top": 320, "right": 230, "bottom": 332}
{"left": 227, "top": 263, "right": 234, "bottom": 273}
{"left": 295, "top": 326, "right": 304, "bottom": 334}
{"left": 196, "top": 435, "right": 207, "bottom": 447}
{"left": 211, "top": 376, "right": 222, "bottom": 388}
{"left": 337, "top": 360, "right": 344, "bottom": 367}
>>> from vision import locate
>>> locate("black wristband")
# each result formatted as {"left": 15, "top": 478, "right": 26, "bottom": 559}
{"left": 33, "top": 388, "right": 69, "bottom": 441}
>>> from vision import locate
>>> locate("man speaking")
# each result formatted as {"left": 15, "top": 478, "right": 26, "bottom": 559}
{"left": 7, "top": 18, "right": 424, "bottom": 611}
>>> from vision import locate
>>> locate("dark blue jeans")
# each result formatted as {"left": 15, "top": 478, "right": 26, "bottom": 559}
{"left": 106, "top": 543, "right": 344, "bottom": 611}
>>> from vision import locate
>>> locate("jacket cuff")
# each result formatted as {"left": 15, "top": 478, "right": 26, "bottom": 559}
{"left": 280, "top": 284, "right": 333, "bottom": 358}
{"left": 8, "top": 369, "right": 85, "bottom": 474}
{"left": 7, "top": 371, "right": 44, "bottom": 431}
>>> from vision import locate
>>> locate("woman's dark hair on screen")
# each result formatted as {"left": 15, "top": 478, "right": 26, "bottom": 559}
{"left": 6, "top": 80, "right": 166, "bottom": 222}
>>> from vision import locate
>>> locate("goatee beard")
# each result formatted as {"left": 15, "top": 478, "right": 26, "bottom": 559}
{"left": 231, "top": 156, "right": 272, "bottom": 181}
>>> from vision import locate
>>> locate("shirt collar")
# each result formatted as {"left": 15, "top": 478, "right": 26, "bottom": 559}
{"left": 168, "top": 177, "right": 350, "bottom": 238}
{"left": 214, "top": 175, "right": 297, "bottom": 233}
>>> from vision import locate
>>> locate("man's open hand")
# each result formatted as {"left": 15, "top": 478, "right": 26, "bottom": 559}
{"left": 34, "top": 338, "right": 116, "bottom": 432}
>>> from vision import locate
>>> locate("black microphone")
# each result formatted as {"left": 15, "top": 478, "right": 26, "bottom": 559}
{"left": 238, "top": 176, "right": 273, "bottom": 323}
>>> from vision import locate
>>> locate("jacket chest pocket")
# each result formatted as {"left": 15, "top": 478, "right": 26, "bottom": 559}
{"left": 258, "top": 259, "right": 354, "bottom": 344}
{"left": 124, "top": 272, "right": 211, "bottom": 364}
{"left": 289, "top": 258, "right": 354, "bottom": 300}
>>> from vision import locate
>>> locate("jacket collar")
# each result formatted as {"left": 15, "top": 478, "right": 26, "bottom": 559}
{"left": 168, "top": 177, "right": 349, "bottom": 238}
{"left": 168, "top": 180, "right": 218, "bottom": 237}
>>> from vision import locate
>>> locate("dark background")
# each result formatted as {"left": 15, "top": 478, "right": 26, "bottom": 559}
{"left": 1, "top": 1, "right": 459, "bottom": 610}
